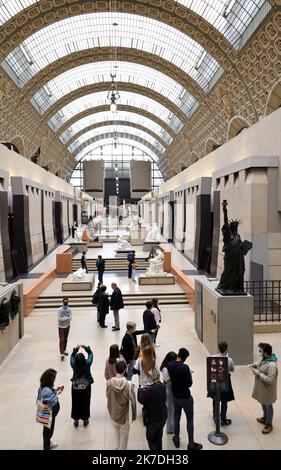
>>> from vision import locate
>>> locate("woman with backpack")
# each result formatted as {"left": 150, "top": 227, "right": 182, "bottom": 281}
{"left": 70, "top": 345, "right": 94, "bottom": 428}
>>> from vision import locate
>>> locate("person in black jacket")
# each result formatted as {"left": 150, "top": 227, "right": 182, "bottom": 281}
{"left": 137, "top": 368, "right": 167, "bottom": 450}
{"left": 96, "top": 255, "right": 105, "bottom": 283}
{"left": 167, "top": 348, "right": 202, "bottom": 451}
{"left": 97, "top": 285, "right": 109, "bottom": 328}
{"left": 110, "top": 283, "right": 124, "bottom": 331}
{"left": 70, "top": 345, "right": 94, "bottom": 428}
{"left": 81, "top": 251, "right": 88, "bottom": 273}
{"left": 92, "top": 282, "right": 102, "bottom": 322}
{"left": 143, "top": 301, "right": 158, "bottom": 343}
{"left": 120, "top": 321, "right": 144, "bottom": 380}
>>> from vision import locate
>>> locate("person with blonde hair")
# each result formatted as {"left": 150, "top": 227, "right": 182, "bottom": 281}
{"left": 134, "top": 333, "right": 155, "bottom": 361}
{"left": 133, "top": 344, "right": 156, "bottom": 386}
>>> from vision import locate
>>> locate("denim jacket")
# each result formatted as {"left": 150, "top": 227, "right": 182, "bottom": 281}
{"left": 37, "top": 386, "right": 58, "bottom": 408}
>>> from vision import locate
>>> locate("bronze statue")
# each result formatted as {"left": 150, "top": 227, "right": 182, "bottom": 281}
{"left": 216, "top": 200, "right": 252, "bottom": 296}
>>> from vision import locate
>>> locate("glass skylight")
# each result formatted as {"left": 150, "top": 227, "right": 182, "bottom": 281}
{"left": 2, "top": 12, "right": 220, "bottom": 91}
{"left": 48, "top": 91, "right": 183, "bottom": 134}
{"left": 75, "top": 137, "right": 160, "bottom": 163}
{"left": 67, "top": 125, "right": 165, "bottom": 154}
{"left": 0, "top": 1, "right": 269, "bottom": 51}
{"left": 176, "top": 1, "right": 269, "bottom": 49}
{"left": 0, "top": 1, "right": 37, "bottom": 26}
{"left": 59, "top": 111, "right": 173, "bottom": 146}
{"left": 31, "top": 62, "right": 196, "bottom": 117}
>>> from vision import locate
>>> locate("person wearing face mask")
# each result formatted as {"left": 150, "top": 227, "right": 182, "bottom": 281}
{"left": 57, "top": 298, "right": 72, "bottom": 361}
{"left": 250, "top": 342, "right": 278, "bottom": 434}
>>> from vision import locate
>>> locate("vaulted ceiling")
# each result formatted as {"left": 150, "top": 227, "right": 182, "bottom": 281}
{"left": 0, "top": 0, "right": 276, "bottom": 180}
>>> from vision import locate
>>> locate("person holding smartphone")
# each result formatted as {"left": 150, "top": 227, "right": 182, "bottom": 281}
{"left": 70, "top": 344, "right": 94, "bottom": 428}
{"left": 37, "top": 368, "right": 64, "bottom": 450}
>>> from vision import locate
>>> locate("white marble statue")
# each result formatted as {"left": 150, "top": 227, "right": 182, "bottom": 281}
{"left": 129, "top": 214, "right": 139, "bottom": 230}
{"left": 117, "top": 235, "right": 131, "bottom": 249}
{"left": 122, "top": 200, "right": 127, "bottom": 218}
{"left": 74, "top": 225, "right": 84, "bottom": 241}
{"left": 144, "top": 249, "right": 166, "bottom": 276}
{"left": 145, "top": 223, "right": 161, "bottom": 242}
{"left": 73, "top": 267, "right": 87, "bottom": 280}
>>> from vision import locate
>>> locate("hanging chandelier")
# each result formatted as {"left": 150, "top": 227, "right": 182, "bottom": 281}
{"left": 107, "top": 74, "right": 120, "bottom": 112}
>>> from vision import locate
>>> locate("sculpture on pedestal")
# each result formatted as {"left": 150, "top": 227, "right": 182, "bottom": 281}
{"left": 216, "top": 200, "right": 252, "bottom": 296}
{"left": 74, "top": 225, "right": 83, "bottom": 242}
{"left": 145, "top": 223, "right": 161, "bottom": 242}
{"left": 144, "top": 249, "right": 166, "bottom": 276}
{"left": 72, "top": 267, "right": 87, "bottom": 280}
{"left": 117, "top": 235, "right": 131, "bottom": 249}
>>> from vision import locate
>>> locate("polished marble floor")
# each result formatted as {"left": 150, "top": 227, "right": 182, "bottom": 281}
{"left": 1, "top": 239, "right": 280, "bottom": 450}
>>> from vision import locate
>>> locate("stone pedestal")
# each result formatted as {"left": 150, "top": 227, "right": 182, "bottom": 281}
{"left": 143, "top": 241, "right": 160, "bottom": 252}
{"left": 87, "top": 241, "right": 103, "bottom": 248}
{"left": 139, "top": 274, "right": 175, "bottom": 285}
{"left": 67, "top": 241, "right": 88, "bottom": 252}
{"left": 115, "top": 248, "right": 133, "bottom": 257}
{"left": 62, "top": 273, "right": 95, "bottom": 291}
{"left": 195, "top": 278, "right": 253, "bottom": 365}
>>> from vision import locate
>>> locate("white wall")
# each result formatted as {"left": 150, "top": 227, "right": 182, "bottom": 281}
{"left": 157, "top": 109, "right": 281, "bottom": 206}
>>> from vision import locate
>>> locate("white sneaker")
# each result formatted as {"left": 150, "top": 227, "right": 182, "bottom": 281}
{"left": 50, "top": 441, "right": 58, "bottom": 450}
{"left": 154, "top": 343, "right": 160, "bottom": 347}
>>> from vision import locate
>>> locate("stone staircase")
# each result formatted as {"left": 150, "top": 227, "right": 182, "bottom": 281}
{"left": 33, "top": 291, "right": 188, "bottom": 310}
{"left": 72, "top": 257, "right": 149, "bottom": 272}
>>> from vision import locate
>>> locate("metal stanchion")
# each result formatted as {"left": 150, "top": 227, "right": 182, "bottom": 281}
{"left": 208, "top": 389, "right": 228, "bottom": 445}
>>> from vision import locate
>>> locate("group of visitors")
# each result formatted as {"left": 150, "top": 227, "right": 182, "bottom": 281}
{"left": 39, "top": 286, "right": 279, "bottom": 451}
{"left": 92, "top": 282, "right": 124, "bottom": 330}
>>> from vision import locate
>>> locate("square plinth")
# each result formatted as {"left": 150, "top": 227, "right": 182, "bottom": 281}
{"left": 62, "top": 273, "right": 95, "bottom": 291}
{"left": 138, "top": 274, "right": 175, "bottom": 285}
{"left": 114, "top": 248, "right": 133, "bottom": 257}
{"left": 87, "top": 241, "right": 103, "bottom": 248}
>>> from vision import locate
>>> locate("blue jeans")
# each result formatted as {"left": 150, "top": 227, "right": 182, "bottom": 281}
{"left": 166, "top": 384, "right": 174, "bottom": 433}
{"left": 173, "top": 396, "right": 194, "bottom": 444}
{"left": 126, "top": 360, "right": 135, "bottom": 381}
{"left": 262, "top": 404, "right": 273, "bottom": 426}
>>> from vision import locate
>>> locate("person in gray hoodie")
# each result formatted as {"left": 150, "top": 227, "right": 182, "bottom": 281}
{"left": 106, "top": 361, "right": 136, "bottom": 450}
{"left": 57, "top": 298, "right": 72, "bottom": 361}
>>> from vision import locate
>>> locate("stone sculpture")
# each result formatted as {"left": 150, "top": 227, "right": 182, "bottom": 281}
{"left": 74, "top": 225, "right": 84, "bottom": 241}
{"left": 216, "top": 200, "right": 252, "bottom": 295}
{"left": 117, "top": 235, "right": 131, "bottom": 249}
{"left": 145, "top": 223, "right": 161, "bottom": 242}
{"left": 72, "top": 267, "right": 87, "bottom": 280}
{"left": 144, "top": 249, "right": 166, "bottom": 276}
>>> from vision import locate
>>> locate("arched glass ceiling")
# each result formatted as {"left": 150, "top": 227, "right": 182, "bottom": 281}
{"left": 76, "top": 137, "right": 160, "bottom": 163}
{"left": 176, "top": 1, "right": 269, "bottom": 49}
{"left": 2, "top": 13, "right": 220, "bottom": 91}
{"left": 68, "top": 125, "right": 166, "bottom": 154}
{"left": 48, "top": 91, "right": 183, "bottom": 134}
{"left": 0, "top": 2, "right": 270, "bottom": 50}
{"left": 32, "top": 62, "right": 196, "bottom": 117}
{"left": 60, "top": 111, "right": 173, "bottom": 146}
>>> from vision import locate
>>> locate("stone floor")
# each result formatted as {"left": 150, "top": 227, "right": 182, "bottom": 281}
{"left": 0, "top": 237, "right": 280, "bottom": 450}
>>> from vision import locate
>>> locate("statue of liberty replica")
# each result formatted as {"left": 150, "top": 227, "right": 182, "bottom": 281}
{"left": 216, "top": 200, "right": 252, "bottom": 295}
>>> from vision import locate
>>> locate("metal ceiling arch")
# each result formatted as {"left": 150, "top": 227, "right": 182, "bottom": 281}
{"left": 42, "top": 82, "right": 187, "bottom": 126}
{"left": 67, "top": 125, "right": 165, "bottom": 156}
{"left": 31, "top": 62, "right": 197, "bottom": 119}
{"left": 72, "top": 131, "right": 162, "bottom": 163}
{"left": 59, "top": 112, "right": 173, "bottom": 146}
{"left": 0, "top": 0, "right": 237, "bottom": 71}
{"left": 21, "top": 48, "right": 205, "bottom": 104}
{"left": 55, "top": 104, "right": 177, "bottom": 141}
{"left": 64, "top": 120, "right": 167, "bottom": 152}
